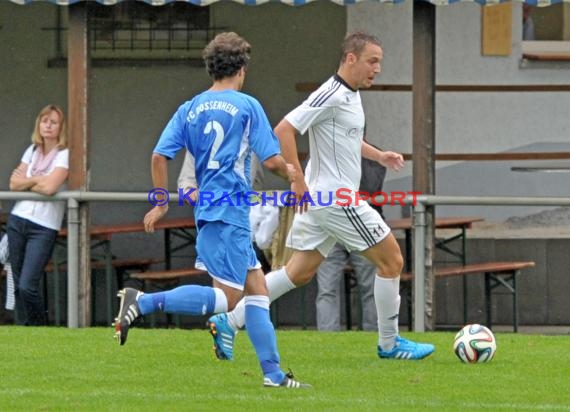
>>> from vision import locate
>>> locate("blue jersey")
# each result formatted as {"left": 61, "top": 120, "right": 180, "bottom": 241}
{"left": 154, "top": 90, "right": 281, "bottom": 229}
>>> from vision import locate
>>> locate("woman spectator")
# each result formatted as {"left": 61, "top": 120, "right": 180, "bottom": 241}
{"left": 7, "top": 105, "right": 69, "bottom": 326}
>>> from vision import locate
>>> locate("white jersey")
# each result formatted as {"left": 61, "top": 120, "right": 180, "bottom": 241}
{"left": 285, "top": 74, "right": 365, "bottom": 209}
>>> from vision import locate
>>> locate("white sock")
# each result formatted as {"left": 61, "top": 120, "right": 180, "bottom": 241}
{"left": 244, "top": 295, "right": 270, "bottom": 310}
{"left": 374, "top": 275, "right": 401, "bottom": 351}
{"left": 266, "top": 267, "right": 296, "bottom": 301}
{"left": 212, "top": 288, "right": 228, "bottom": 314}
{"left": 226, "top": 299, "right": 245, "bottom": 331}
{"left": 226, "top": 267, "right": 296, "bottom": 330}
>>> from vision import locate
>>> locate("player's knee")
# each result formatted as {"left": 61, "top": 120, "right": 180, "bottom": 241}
{"left": 381, "top": 252, "right": 403, "bottom": 276}
{"left": 288, "top": 268, "right": 314, "bottom": 287}
{"left": 393, "top": 252, "right": 404, "bottom": 274}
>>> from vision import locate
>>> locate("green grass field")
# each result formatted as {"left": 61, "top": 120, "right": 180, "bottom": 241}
{"left": 1, "top": 326, "right": 568, "bottom": 411}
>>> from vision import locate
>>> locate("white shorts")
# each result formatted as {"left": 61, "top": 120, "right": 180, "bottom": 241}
{"left": 285, "top": 203, "right": 391, "bottom": 257}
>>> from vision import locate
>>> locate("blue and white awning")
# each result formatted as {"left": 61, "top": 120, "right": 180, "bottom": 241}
{"left": 6, "top": 0, "right": 570, "bottom": 6}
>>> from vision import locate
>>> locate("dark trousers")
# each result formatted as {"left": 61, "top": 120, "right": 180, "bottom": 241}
{"left": 7, "top": 214, "right": 57, "bottom": 326}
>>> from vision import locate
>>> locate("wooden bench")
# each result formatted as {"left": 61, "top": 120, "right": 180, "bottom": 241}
{"left": 129, "top": 267, "right": 208, "bottom": 328}
{"left": 45, "top": 256, "right": 164, "bottom": 293}
{"left": 400, "top": 261, "right": 535, "bottom": 332}
{"left": 44, "top": 257, "right": 163, "bottom": 326}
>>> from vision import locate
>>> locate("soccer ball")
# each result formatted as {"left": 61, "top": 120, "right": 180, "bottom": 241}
{"left": 453, "top": 324, "right": 497, "bottom": 363}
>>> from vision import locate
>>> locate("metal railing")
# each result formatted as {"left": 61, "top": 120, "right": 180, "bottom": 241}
{"left": 409, "top": 195, "right": 570, "bottom": 332}
{"left": 0, "top": 190, "right": 176, "bottom": 328}
{"left": 3, "top": 191, "right": 570, "bottom": 329}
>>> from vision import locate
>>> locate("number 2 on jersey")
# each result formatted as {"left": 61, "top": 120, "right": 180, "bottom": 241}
{"left": 204, "top": 120, "right": 224, "bottom": 169}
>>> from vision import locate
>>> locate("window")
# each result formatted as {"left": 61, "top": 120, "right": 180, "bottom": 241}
{"left": 521, "top": 4, "right": 570, "bottom": 64}
{"left": 46, "top": 2, "right": 224, "bottom": 67}
{"left": 523, "top": 4, "right": 569, "bottom": 41}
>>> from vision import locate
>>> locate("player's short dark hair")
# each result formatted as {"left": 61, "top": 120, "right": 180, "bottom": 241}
{"left": 340, "top": 31, "right": 381, "bottom": 63}
{"left": 203, "top": 32, "right": 251, "bottom": 81}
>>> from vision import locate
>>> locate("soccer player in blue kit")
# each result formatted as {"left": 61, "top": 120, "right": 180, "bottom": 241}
{"left": 113, "top": 32, "right": 310, "bottom": 389}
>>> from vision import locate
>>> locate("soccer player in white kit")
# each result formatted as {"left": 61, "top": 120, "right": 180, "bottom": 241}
{"left": 209, "top": 31, "right": 435, "bottom": 361}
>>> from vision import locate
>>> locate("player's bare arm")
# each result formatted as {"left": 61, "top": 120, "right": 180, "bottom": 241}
{"left": 144, "top": 153, "right": 169, "bottom": 233}
{"left": 274, "top": 119, "right": 309, "bottom": 213}
{"left": 177, "top": 153, "right": 199, "bottom": 204}
{"left": 361, "top": 141, "right": 404, "bottom": 172}
{"left": 262, "top": 154, "right": 296, "bottom": 183}
{"left": 187, "top": 188, "right": 198, "bottom": 203}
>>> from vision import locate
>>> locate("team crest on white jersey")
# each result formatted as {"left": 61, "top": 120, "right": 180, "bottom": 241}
{"left": 347, "top": 127, "right": 364, "bottom": 138}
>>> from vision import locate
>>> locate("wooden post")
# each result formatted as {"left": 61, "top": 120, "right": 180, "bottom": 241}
{"left": 68, "top": 2, "right": 91, "bottom": 327}
{"left": 413, "top": 1, "right": 436, "bottom": 331}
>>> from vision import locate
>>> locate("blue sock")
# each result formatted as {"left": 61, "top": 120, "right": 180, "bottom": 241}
{"left": 244, "top": 295, "right": 285, "bottom": 384}
{"left": 138, "top": 285, "right": 216, "bottom": 316}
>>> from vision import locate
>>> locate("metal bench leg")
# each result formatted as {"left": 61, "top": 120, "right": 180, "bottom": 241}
{"left": 513, "top": 270, "right": 519, "bottom": 333}
{"left": 486, "top": 270, "right": 519, "bottom": 332}
{"left": 484, "top": 272, "right": 492, "bottom": 329}
{"left": 462, "top": 274, "right": 468, "bottom": 324}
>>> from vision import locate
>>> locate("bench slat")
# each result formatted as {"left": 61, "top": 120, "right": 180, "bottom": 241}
{"left": 45, "top": 258, "right": 163, "bottom": 273}
{"left": 401, "top": 261, "right": 535, "bottom": 281}
{"left": 130, "top": 267, "right": 207, "bottom": 281}
{"left": 90, "top": 258, "right": 163, "bottom": 271}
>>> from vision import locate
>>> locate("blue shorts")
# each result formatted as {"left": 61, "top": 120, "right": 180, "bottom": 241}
{"left": 196, "top": 221, "right": 260, "bottom": 290}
